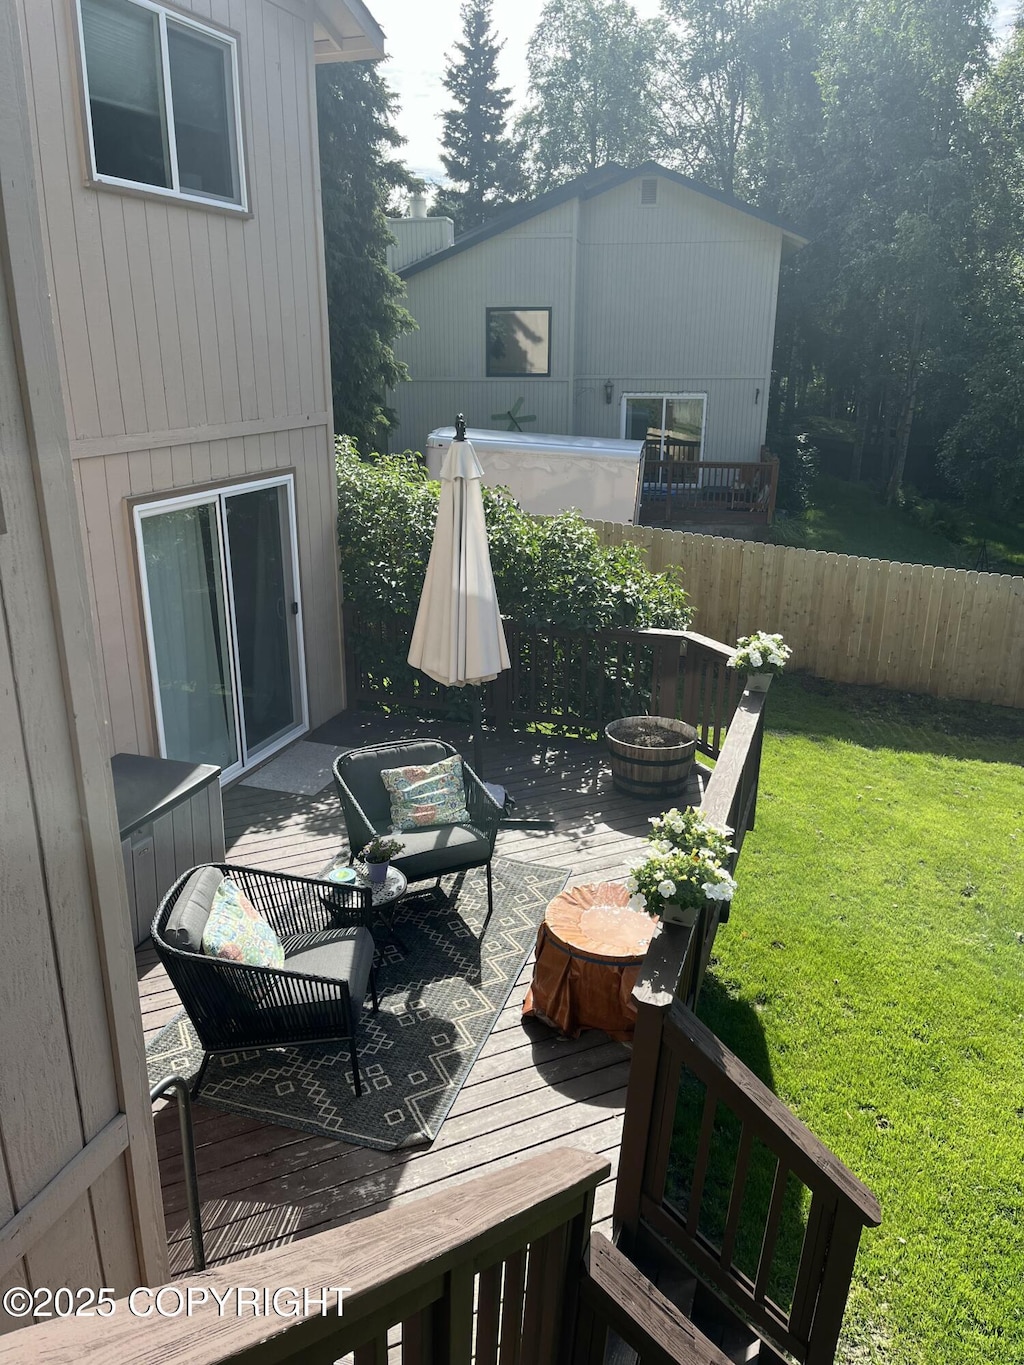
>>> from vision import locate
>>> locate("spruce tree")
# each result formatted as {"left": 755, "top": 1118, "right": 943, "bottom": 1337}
{"left": 437, "top": 0, "right": 520, "bottom": 233}
{"left": 316, "top": 62, "right": 414, "bottom": 452}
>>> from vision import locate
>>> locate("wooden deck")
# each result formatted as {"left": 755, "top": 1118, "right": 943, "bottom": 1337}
{"left": 137, "top": 710, "right": 706, "bottom": 1276}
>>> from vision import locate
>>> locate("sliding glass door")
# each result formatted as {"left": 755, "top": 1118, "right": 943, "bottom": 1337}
{"left": 136, "top": 476, "right": 306, "bottom": 779}
{"left": 622, "top": 394, "right": 706, "bottom": 458}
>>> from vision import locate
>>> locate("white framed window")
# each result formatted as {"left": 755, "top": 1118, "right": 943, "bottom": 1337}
{"left": 621, "top": 394, "right": 707, "bottom": 459}
{"left": 76, "top": 0, "right": 247, "bottom": 210}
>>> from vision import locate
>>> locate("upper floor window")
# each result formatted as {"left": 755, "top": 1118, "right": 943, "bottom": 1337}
{"left": 77, "top": 0, "right": 246, "bottom": 209}
{"left": 486, "top": 308, "right": 551, "bottom": 378}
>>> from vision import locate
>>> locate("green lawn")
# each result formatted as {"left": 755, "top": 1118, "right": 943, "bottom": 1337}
{"left": 696, "top": 675, "right": 1024, "bottom": 1364}
{"left": 769, "top": 475, "right": 1024, "bottom": 573}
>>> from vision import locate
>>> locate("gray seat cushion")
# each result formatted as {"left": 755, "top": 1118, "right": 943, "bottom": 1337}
{"left": 282, "top": 926, "right": 375, "bottom": 1009}
{"left": 393, "top": 823, "right": 491, "bottom": 881}
{"left": 162, "top": 865, "right": 224, "bottom": 953}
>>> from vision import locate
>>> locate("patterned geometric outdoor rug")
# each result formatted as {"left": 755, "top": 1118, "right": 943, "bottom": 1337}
{"left": 146, "top": 857, "right": 566, "bottom": 1151}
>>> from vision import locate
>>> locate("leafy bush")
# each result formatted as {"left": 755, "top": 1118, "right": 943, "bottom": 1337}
{"left": 336, "top": 444, "right": 691, "bottom": 631}
{"left": 336, "top": 443, "right": 693, "bottom": 725}
{"left": 894, "top": 485, "right": 969, "bottom": 545}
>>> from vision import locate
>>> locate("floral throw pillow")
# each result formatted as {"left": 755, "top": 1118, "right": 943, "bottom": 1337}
{"left": 381, "top": 754, "right": 471, "bottom": 831}
{"left": 201, "top": 877, "right": 285, "bottom": 969}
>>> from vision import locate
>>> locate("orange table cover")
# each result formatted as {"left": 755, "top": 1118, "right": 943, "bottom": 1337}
{"left": 523, "top": 882, "right": 656, "bottom": 1042}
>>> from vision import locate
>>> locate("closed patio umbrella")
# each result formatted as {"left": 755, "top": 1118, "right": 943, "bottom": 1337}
{"left": 408, "top": 415, "right": 510, "bottom": 775}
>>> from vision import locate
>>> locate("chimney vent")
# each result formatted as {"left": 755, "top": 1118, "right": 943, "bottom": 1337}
{"left": 408, "top": 190, "right": 428, "bottom": 219}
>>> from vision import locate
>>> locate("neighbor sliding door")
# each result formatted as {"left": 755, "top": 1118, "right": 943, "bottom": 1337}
{"left": 136, "top": 476, "right": 307, "bottom": 780}
{"left": 622, "top": 394, "right": 706, "bottom": 458}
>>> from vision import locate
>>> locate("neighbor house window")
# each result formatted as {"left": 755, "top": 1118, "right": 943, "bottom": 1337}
{"left": 486, "top": 308, "right": 551, "bottom": 377}
{"left": 77, "top": 0, "right": 246, "bottom": 209}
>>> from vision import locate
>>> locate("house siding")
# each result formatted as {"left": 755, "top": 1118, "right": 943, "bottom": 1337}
{"left": 0, "top": 0, "right": 167, "bottom": 1302}
{"left": 74, "top": 425, "right": 339, "bottom": 755}
{"left": 391, "top": 202, "right": 577, "bottom": 447}
{"left": 390, "top": 173, "right": 785, "bottom": 463}
{"left": 19, "top": 0, "right": 343, "bottom": 754}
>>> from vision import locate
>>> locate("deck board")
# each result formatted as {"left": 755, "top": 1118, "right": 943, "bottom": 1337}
{"left": 139, "top": 711, "right": 702, "bottom": 1273}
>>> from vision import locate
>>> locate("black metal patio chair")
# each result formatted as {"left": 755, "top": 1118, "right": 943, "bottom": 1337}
{"left": 332, "top": 740, "right": 504, "bottom": 921}
{"left": 151, "top": 863, "right": 377, "bottom": 1098}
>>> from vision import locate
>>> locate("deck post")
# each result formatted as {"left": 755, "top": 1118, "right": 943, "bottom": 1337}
{"left": 613, "top": 1001, "right": 663, "bottom": 1247}
{"left": 650, "top": 633, "right": 683, "bottom": 719}
{"left": 765, "top": 452, "right": 780, "bottom": 525}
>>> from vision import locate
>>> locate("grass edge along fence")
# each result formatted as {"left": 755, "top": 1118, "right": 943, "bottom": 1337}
{"left": 588, "top": 522, "right": 1024, "bottom": 709}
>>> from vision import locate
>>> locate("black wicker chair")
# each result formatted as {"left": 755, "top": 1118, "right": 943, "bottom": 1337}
{"left": 151, "top": 863, "right": 377, "bottom": 1098}
{"left": 333, "top": 741, "right": 504, "bottom": 920}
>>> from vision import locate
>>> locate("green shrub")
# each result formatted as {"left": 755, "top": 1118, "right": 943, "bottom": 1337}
{"left": 336, "top": 443, "right": 691, "bottom": 631}
{"left": 336, "top": 443, "right": 693, "bottom": 725}
{"left": 895, "top": 485, "right": 969, "bottom": 544}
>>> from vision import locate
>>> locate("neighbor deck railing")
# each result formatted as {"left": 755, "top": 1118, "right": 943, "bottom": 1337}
{"left": 641, "top": 447, "right": 779, "bottom": 526}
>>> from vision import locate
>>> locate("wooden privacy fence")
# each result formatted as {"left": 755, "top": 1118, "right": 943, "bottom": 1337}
{"left": 588, "top": 523, "right": 1024, "bottom": 708}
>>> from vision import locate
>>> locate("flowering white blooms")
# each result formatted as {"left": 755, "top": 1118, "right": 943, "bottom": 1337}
{"left": 702, "top": 871, "right": 737, "bottom": 901}
{"left": 633, "top": 803, "right": 740, "bottom": 919}
{"left": 727, "top": 630, "right": 792, "bottom": 675}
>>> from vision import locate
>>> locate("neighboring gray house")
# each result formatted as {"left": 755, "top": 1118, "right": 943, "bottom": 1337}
{"left": 387, "top": 164, "right": 806, "bottom": 464}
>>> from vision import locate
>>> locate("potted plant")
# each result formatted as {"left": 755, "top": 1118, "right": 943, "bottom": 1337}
{"left": 726, "top": 630, "right": 792, "bottom": 691}
{"left": 625, "top": 809, "right": 736, "bottom": 927}
{"left": 360, "top": 834, "right": 405, "bottom": 884}
{"left": 605, "top": 715, "right": 698, "bottom": 798}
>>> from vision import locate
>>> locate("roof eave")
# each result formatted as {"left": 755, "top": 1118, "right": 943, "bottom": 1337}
{"left": 312, "top": 0, "right": 386, "bottom": 63}
{"left": 399, "top": 163, "right": 809, "bottom": 279}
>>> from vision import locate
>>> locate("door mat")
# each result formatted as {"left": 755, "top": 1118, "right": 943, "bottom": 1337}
{"left": 146, "top": 857, "right": 567, "bottom": 1150}
{"left": 239, "top": 741, "right": 341, "bottom": 796}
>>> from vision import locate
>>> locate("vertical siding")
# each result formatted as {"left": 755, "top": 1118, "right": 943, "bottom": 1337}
{"left": 77, "top": 423, "right": 341, "bottom": 755}
{"left": 0, "top": 5, "right": 166, "bottom": 1298}
{"left": 391, "top": 201, "right": 577, "bottom": 447}
{"left": 574, "top": 179, "right": 780, "bottom": 461}
{"left": 19, "top": 0, "right": 329, "bottom": 447}
{"left": 392, "top": 175, "right": 787, "bottom": 461}
{"left": 20, "top": 0, "right": 343, "bottom": 758}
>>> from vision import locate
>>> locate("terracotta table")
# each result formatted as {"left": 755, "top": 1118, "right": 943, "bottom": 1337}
{"left": 523, "top": 882, "right": 657, "bottom": 1042}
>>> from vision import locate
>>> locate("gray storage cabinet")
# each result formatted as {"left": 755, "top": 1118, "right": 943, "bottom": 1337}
{"left": 112, "top": 754, "right": 225, "bottom": 946}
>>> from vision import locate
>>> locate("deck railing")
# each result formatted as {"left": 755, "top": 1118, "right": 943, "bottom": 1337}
{"left": 641, "top": 448, "right": 779, "bottom": 526}
{"left": 611, "top": 678, "right": 880, "bottom": 1362}
{"left": 0, "top": 1149, "right": 740, "bottom": 1365}
{"left": 614, "top": 1001, "right": 881, "bottom": 1364}
{"left": 342, "top": 607, "right": 742, "bottom": 760}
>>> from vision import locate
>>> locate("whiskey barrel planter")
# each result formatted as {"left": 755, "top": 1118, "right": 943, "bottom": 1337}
{"left": 605, "top": 716, "right": 698, "bottom": 798}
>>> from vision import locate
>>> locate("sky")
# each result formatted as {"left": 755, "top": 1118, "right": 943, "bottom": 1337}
{"left": 369, "top": 0, "right": 1020, "bottom": 186}
{"left": 370, "top": 0, "right": 663, "bottom": 183}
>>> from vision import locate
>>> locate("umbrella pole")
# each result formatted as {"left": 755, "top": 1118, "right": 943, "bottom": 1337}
{"left": 471, "top": 685, "right": 483, "bottom": 778}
